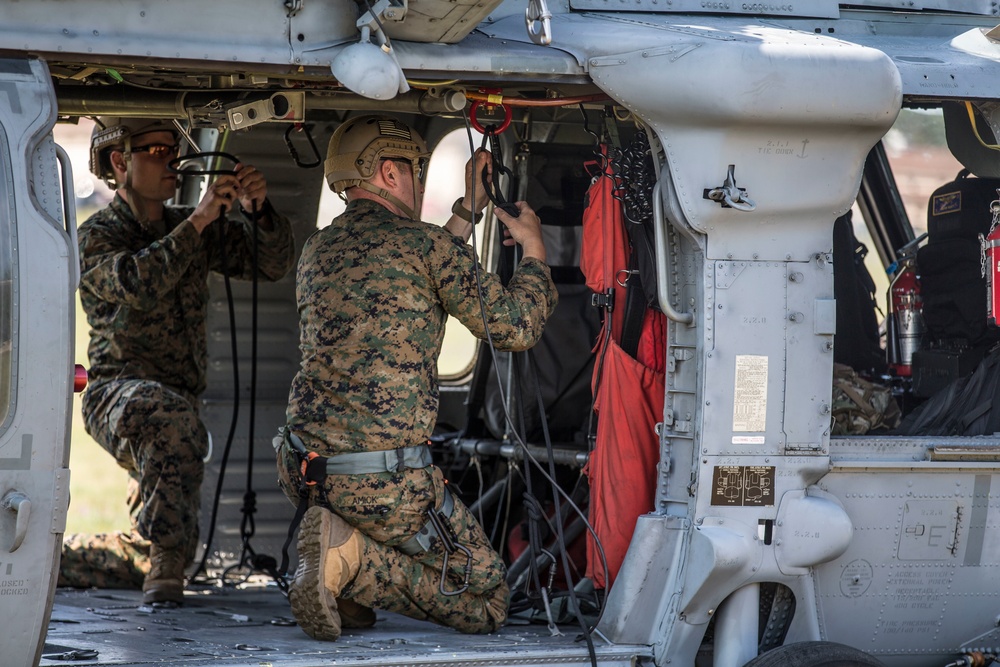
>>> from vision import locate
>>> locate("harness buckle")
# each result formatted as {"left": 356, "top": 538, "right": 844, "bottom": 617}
{"left": 591, "top": 287, "right": 615, "bottom": 311}
{"left": 299, "top": 451, "right": 321, "bottom": 486}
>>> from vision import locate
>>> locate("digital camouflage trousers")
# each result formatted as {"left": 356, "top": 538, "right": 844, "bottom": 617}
{"left": 277, "top": 442, "right": 508, "bottom": 633}
{"left": 61, "top": 380, "right": 207, "bottom": 588}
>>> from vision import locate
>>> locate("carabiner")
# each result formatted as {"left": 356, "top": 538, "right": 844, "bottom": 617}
{"left": 283, "top": 123, "right": 322, "bottom": 169}
{"left": 439, "top": 542, "right": 473, "bottom": 596}
{"left": 299, "top": 451, "right": 322, "bottom": 486}
{"left": 425, "top": 506, "right": 474, "bottom": 596}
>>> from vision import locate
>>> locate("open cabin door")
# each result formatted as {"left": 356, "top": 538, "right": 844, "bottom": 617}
{"left": 0, "top": 57, "right": 74, "bottom": 666}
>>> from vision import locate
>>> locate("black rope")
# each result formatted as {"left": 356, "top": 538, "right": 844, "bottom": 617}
{"left": 167, "top": 151, "right": 241, "bottom": 177}
{"left": 173, "top": 151, "right": 280, "bottom": 589}
{"left": 479, "top": 127, "right": 519, "bottom": 217}
{"left": 613, "top": 129, "right": 655, "bottom": 225}
{"left": 239, "top": 196, "right": 261, "bottom": 578}
{"left": 221, "top": 196, "right": 278, "bottom": 589}
{"left": 189, "top": 201, "right": 241, "bottom": 585}
{"left": 531, "top": 352, "right": 598, "bottom": 664}
{"left": 511, "top": 362, "right": 547, "bottom": 606}
{"left": 458, "top": 112, "right": 606, "bottom": 659}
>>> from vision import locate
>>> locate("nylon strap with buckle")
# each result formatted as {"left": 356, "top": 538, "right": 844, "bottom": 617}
{"left": 276, "top": 427, "right": 458, "bottom": 577}
{"left": 276, "top": 427, "right": 433, "bottom": 476}
{"left": 397, "top": 486, "right": 456, "bottom": 556}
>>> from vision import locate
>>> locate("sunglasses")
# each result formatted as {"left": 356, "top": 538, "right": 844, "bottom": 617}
{"left": 130, "top": 143, "right": 181, "bottom": 159}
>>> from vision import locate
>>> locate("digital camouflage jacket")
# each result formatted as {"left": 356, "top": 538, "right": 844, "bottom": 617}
{"left": 79, "top": 194, "right": 295, "bottom": 397}
{"left": 286, "top": 198, "right": 558, "bottom": 456}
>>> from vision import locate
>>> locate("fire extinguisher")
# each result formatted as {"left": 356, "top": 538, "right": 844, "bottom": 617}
{"left": 886, "top": 258, "right": 924, "bottom": 377}
{"left": 982, "top": 216, "right": 1000, "bottom": 328}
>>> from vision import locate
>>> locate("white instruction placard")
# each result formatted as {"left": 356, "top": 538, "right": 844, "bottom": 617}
{"left": 733, "top": 355, "right": 768, "bottom": 433}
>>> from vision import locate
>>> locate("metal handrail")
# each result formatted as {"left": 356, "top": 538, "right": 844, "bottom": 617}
{"left": 653, "top": 181, "right": 693, "bottom": 325}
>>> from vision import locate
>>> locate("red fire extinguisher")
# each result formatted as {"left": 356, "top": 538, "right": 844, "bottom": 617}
{"left": 886, "top": 258, "right": 924, "bottom": 377}
{"left": 983, "top": 220, "right": 1000, "bottom": 328}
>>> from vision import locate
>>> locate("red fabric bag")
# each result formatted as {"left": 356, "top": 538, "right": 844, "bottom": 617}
{"left": 580, "top": 152, "right": 628, "bottom": 343}
{"left": 580, "top": 148, "right": 667, "bottom": 589}
{"left": 585, "top": 332, "right": 664, "bottom": 588}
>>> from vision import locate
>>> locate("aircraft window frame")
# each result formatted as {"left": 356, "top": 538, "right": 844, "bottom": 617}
{"left": 857, "top": 108, "right": 967, "bottom": 321}
{"left": 0, "top": 124, "right": 18, "bottom": 432}
{"left": 882, "top": 108, "right": 964, "bottom": 242}
{"left": 425, "top": 128, "right": 495, "bottom": 382}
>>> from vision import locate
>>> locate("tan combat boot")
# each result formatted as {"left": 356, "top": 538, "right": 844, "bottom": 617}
{"left": 289, "top": 506, "right": 363, "bottom": 640}
{"left": 142, "top": 545, "right": 185, "bottom": 605}
{"left": 336, "top": 596, "right": 377, "bottom": 629}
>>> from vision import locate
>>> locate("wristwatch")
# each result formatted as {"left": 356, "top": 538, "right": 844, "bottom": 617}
{"left": 451, "top": 197, "right": 484, "bottom": 225}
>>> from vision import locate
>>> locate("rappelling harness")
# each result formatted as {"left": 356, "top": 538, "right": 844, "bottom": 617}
{"left": 275, "top": 428, "right": 473, "bottom": 596}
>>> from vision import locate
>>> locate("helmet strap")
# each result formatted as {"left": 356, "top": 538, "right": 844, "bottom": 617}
{"left": 357, "top": 181, "right": 416, "bottom": 220}
{"left": 412, "top": 172, "right": 424, "bottom": 221}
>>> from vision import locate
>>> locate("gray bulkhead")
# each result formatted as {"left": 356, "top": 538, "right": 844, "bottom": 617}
{"left": 0, "top": 57, "right": 75, "bottom": 667}
{"left": 560, "top": 13, "right": 1000, "bottom": 667}
{"left": 556, "top": 19, "right": 903, "bottom": 665}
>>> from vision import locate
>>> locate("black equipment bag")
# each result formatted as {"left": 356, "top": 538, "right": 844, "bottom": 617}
{"left": 917, "top": 169, "right": 1000, "bottom": 348}
{"left": 894, "top": 346, "right": 1000, "bottom": 436}
{"left": 832, "top": 212, "right": 885, "bottom": 375}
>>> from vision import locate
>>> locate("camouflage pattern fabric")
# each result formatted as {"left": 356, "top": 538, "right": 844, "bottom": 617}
{"left": 81, "top": 379, "right": 207, "bottom": 551}
{"left": 282, "top": 198, "right": 557, "bottom": 632}
{"left": 278, "top": 449, "right": 507, "bottom": 632}
{"left": 286, "top": 199, "right": 557, "bottom": 457}
{"left": 60, "top": 476, "right": 151, "bottom": 588}
{"left": 831, "top": 362, "right": 901, "bottom": 435}
{"left": 78, "top": 193, "right": 294, "bottom": 395}
{"left": 62, "top": 194, "right": 294, "bottom": 585}
{"left": 59, "top": 530, "right": 150, "bottom": 589}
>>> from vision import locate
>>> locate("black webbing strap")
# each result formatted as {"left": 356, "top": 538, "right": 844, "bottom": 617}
{"left": 619, "top": 257, "right": 647, "bottom": 359}
{"left": 278, "top": 452, "right": 328, "bottom": 578}
{"left": 278, "top": 494, "right": 310, "bottom": 579}
{"left": 479, "top": 126, "right": 518, "bottom": 218}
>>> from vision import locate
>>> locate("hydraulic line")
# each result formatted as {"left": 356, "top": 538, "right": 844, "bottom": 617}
{"left": 464, "top": 91, "right": 612, "bottom": 107}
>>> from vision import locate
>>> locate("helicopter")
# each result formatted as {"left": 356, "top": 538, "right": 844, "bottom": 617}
{"left": 3, "top": 1, "right": 1000, "bottom": 666}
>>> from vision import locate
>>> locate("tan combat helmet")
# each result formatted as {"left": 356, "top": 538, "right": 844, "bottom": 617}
{"left": 324, "top": 115, "right": 430, "bottom": 219}
{"left": 89, "top": 117, "right": 178, "bottom": 187}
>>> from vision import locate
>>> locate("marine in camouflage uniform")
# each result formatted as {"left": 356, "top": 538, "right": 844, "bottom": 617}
{"left": 279, "top": 115, "right": 557, "bottom": 640}
{"left": 61, "top": 117, "right": 294, "bottom": 603}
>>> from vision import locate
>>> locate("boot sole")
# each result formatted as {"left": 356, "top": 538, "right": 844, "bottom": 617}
{"left": 141, "top": 580, "right": 183, "bottom": 606}
{"left": 289, "top": 507, "right": 342, "bottom": 641}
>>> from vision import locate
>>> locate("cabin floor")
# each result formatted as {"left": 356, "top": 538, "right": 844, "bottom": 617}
{"left": 42, "top": 579, "right": 650, "bottom": 667}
